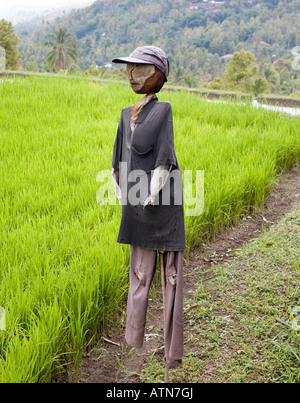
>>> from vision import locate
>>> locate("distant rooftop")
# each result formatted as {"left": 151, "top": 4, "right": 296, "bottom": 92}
{"left": 254, "top": 41, "right": 272, "bottom": 47}
{"left": 221, "top": 54, "right": 233, "bottom": 59}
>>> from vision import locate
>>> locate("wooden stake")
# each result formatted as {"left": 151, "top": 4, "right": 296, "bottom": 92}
{"left": 159, "top": 251, "right": 169, "bottom": 383}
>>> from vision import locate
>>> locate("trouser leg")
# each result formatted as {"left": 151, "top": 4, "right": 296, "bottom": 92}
{"left": 163, "top": 251, "right": 184, "bottom": 369}
{"left": 125, "top": 246, "right": 184, "bottom": 369}
{"left": 125, "top": 245, "right": 157, "bottom": 348}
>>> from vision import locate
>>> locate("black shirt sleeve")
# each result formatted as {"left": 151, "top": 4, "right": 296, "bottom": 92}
{"left": 154, "top": 103, "right": 177, "bottom": 169}
{"left": 112, "top": 110, "right": 123, "bottom": 171}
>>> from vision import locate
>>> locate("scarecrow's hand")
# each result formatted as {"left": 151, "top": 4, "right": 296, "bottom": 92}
{"left": 143, "top": 194, "right": 155, "bottom": 208}
{"left": 143, "top": 165, "right": 171, "bottom": 209}
{"left": 150, "top": 164, "right": 171, "bottom": 197}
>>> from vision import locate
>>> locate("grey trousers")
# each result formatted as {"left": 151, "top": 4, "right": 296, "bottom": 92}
{"left": 125, "top": 245, "right": 183, "bottom": 368}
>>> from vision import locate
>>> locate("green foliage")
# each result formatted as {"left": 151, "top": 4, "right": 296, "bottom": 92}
{"left": 259, "top": 61, "right": 280, "bottom": 92}
{"left": 172, "top": 205, "right": 300, "bottom": 383}
{"left": 0, "top": 19, "right": 21, "bottom": 70}
{"left": 207, "top": 77, "right": 222, "bottom": 90}
{"left": 216, "top": 50, "right": 271, "bottom": 96}
{"left": 25, "top": 61, "right": 38, "bottom": 72}
{"left": 221, "top": 50, "right": 258, "bottom": 91}
{"left": 0, "top": 46, "right": 5, "bottom": 70}
{"left": 251, "top": 77, "right": 270, "bottom": 96}
{"left": 45, "top": 27, "right": 78, "bottom": 72}
{"left": 0, "top": 76, "right": 299, "bottom": 382}
{"left": 14, "top": 0, "right": 299, "bottom": 95}
{"left": 87, "top": 64, "right": 99, "bottom": 77}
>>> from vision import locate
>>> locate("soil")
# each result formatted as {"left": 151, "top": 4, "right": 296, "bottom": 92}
{"left": 255, "top": 96, "right": 300, "bottom": 108}
{"left": 67, "top": 165, "right": 300, "bottom": 384}
{"left": 166, "top": 87, "right": 300, "bottom": 108}
{"left": 208, "top": 92, "right": 300, "bottom": 108}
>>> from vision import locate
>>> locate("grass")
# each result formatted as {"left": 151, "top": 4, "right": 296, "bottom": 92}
{"left": 140, "top": 204, "right": 300, "bottom": 383}
{"left": 0, "top": 75, "right": 299, "bottom": 382}
{"left": 3, "top": 70, "right": 300, "bottom": 102}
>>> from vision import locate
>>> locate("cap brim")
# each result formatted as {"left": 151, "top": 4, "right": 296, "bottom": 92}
{"left": 112, "top": 57, "right": 153, "bottom": 64}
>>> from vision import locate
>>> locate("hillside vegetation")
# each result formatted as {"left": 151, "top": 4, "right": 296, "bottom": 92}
{"left": 14, "top": 0, "right": 300, "bottom": 94}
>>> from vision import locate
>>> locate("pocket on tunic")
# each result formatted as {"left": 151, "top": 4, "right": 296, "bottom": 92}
{"left": 130, "top": 144, "right": 155, "bottom": 173}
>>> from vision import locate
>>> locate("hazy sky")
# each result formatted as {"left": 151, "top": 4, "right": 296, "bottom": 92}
{"left": 0, "top": 0, "right": 95, "bottom": 18}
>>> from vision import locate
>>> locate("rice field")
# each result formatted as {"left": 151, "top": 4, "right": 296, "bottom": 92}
{"left": 0, "top": 75, "right": 299, "bottom": 383}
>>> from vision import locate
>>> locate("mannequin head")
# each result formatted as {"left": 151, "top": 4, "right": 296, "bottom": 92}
{"left": 126, "top": 63, "right": 166, "bottom": 94}
{"left": 112, "top": 46, "right": 169, "bottom": 94}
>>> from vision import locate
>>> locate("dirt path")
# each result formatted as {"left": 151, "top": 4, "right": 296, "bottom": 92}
{"left": 72, "top": 166, "right": 300, "bottom": 383}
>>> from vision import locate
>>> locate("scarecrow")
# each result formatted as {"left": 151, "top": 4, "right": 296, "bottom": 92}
{"left": 111, "top": 46, "right": 186, "bottom": 376}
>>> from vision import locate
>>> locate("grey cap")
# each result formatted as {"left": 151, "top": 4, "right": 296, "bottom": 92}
{"left": 112, "top": 46, "right": 169, "bottom": 81}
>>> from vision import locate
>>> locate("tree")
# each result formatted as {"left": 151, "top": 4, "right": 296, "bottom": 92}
{"left": 251, "top": 77, "right": 270, "bottom": 96}
{"left": 170, "top": 67, "right": 185, "bottom": 86}
{"left": 45, "top": 28, "right": 78, "bottom": 72}
{"left": 87, "top": 64, "right": 100, "bottom": 77}
{"left": 0, "top": 19, "right": 21, "bottom": 70}
{"left": 25, "top": 61, "right": 39, "bottom": 72}
{"left": 0, "top": 46, "right": 5, "bottom": 70}
{"left": 259, "top": 61, "right": 279, "bottom": 93}
{"left": 207, "top": 77, "right": 222, "bottom": 90}
{"left": 221, "top": 50, "right": 258, "bottom": 92}
{"left": 183, "top": 72, "right": 197, "bottom": 88}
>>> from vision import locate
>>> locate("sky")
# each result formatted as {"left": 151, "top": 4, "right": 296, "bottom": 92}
{"left": 0, "top": 0, "right": 95, "bottom": 19}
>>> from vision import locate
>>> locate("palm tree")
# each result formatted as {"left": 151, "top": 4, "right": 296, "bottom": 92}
{"left": 45, "top": 28, "right": 78, "bottom": 72}
{"left": 262, "top": 66, "right": 279, "bottom": 93}
{"left": 171, "top": 67, "right": 185, "bottom": 86}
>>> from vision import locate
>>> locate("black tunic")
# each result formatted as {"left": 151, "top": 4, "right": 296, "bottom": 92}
{"left": 112, "top": 98, "right": 186, "bottom": 251}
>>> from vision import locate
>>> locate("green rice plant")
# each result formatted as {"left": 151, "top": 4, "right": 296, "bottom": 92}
{"left": 0, "top": 76, "right": 299, "bottom": 382}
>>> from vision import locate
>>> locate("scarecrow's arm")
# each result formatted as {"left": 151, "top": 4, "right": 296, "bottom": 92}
{"left": 143, "top": 164, "right": 171, "bottom": 207}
